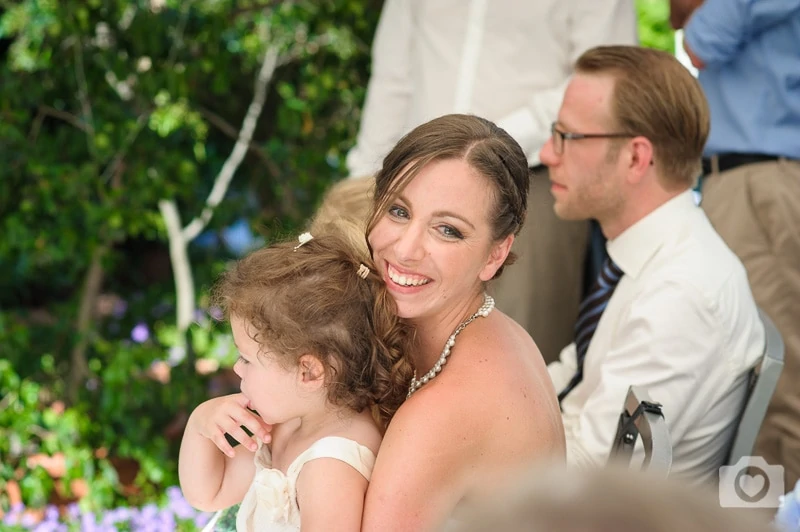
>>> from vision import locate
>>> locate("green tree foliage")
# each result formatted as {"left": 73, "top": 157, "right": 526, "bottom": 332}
{"left": 637, "top": 0, "right": 675, "bottom": 53}
{"left": 0, "top": 0, "right": 381, "bottom": 512}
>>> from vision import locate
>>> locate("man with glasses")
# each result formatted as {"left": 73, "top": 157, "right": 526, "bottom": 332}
{"left": 543, "top": 45, "right": 764, "bottom": 482}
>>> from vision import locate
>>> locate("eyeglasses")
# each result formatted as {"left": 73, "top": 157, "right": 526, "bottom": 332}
{"left": 550, "top": 122, "right": 636, "bottom": 155}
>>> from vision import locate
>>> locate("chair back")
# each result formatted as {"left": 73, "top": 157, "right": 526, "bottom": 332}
{"left": 609, "top": 385, "right": 672, "bottom": 476}
{"left": 725, "top": 309, "right": 785, "bottom": 466}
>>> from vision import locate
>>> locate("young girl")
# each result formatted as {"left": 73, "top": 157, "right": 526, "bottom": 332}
{"left": 179, "top": 231, "right": 412, "bottom": 531}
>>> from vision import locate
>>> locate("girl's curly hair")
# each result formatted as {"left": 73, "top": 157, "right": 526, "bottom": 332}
{"left": 211, "top": 231, "right": 414, "bottom": 429}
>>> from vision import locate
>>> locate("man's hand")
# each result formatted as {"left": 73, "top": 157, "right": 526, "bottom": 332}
{"left": 683, "top": 40, "right": 707, "bottom": 70}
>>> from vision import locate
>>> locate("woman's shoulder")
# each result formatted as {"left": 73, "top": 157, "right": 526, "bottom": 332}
{"left": 444, "top": 312, "right": 549, "bottom": 392}
{"left": 405, "top": 314, "right": 564, "bottom": 454}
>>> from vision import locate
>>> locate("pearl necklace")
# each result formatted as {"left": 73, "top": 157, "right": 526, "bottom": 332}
{"left": 407, "top": 293, "right": 495, "bottom": 398}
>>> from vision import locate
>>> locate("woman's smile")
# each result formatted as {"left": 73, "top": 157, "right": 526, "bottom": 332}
{"left": 386, "top": 263, "right": 432, "bottom": 288}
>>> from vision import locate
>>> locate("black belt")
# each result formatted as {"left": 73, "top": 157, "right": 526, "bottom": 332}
{"left": 701, "top": 153, "right": 780, "bottom": 175}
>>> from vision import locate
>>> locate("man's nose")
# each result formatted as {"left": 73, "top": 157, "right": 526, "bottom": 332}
{"left": 539, "top": 136, "right": 559, "bottom": 168}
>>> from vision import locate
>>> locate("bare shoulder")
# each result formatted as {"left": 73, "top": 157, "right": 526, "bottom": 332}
{"left": 335, "top": 410, "right": 383, "bottom": 457}
{"left": 363, "top": 383, "right": 489, "bottom": 528}
{"left": 432, "top": 312, "right": 566, "bottom": 460}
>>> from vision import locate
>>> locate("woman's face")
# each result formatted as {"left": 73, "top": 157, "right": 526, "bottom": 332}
{"left": 368, "top": 158, "right": 512, "bottom": 322}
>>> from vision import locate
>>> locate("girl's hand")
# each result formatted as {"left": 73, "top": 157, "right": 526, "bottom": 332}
{"left": 192, "top": 393, "right": 272, "bottom": 457}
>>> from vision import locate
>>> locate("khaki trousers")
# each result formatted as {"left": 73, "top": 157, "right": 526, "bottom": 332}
{"left": 701, "top": 158, "right": 800, "bottom": 490}
{"left": 491, "top": 168, "right": 589, "bottom": 364}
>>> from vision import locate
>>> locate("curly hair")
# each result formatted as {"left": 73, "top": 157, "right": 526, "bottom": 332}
{"left": 210, "top": 231, "right": 414, "bottom": 429}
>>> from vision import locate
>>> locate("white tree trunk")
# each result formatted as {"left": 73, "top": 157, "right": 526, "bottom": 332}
{"left": 161, "top": 44, "right": 280, "bottom": 352}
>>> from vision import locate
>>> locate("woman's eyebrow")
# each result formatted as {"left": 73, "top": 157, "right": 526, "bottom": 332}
{"left": 396, "top": 194, "right": 476, "bottom": 229}
{"left": 432, "top": 210, "right": 475, "bottom": 230}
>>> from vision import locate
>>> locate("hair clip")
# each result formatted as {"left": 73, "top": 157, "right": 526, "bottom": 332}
{"left": 293, "top": 232, "right": 314, "bottom": 251}
{"left": 357, "top": 263, "right": 370, "bottom": 279}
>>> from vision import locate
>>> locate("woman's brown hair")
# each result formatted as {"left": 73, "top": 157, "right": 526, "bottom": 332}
{"left": 366, "top": 114, "right": 530, "bottom": 279}
{"left": 211, "top": 231, "right": 413, "bottom": 428}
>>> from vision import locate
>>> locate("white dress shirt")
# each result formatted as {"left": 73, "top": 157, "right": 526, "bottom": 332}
{"left": 346, "top": 0, "right": 638, "bottom": 177}
{"left": 548, "top": 191, "right": 764, "bottom": 482}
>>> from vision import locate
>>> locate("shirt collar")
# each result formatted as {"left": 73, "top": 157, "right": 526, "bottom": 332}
{"left": 606, "top": 190, "right": 696, "bottom": 279}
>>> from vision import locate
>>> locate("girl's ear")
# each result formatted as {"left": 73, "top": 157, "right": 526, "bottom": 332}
{"left": 297, "top": 354, "right": 325, "bottom": 388}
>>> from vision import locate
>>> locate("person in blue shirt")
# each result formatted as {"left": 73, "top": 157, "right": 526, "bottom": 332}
{"left": 673, "top": 0, "right": 800, "bottom": 491}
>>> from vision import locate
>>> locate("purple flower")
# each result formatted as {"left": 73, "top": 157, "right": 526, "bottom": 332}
{"left": 167, "top": 345, "right": 186, "bottom": 366}
{"left": 131, "top": 322, "right": 150, "bottom": 343}
{"left": 194, "top": 512, "right": 213, "bottom": 528}
{"left": 44, "top": 505, "right": 59, "bottom": 522}
{"left": 193, "top": 308, "right": 208, "bottom": 326}
{"left": 209, "top": 306, "right": 224, "bottom": 321}
{"left": 158, "top": 508, "right": 176, "bottom": 530}
{"left": 112, "top": 299, "right": 128, "bottom": 318}
{"left": 33, "top": 521, "right": 60, "bottom": 532}
{"left": 133, "top": 502, "right": 159, "bottom": 528}
{"left": 66, "top": 503, "right": 80, "bottom": 521}
{"left": 167, "top": 495, "right": 196, "bottom": 520}
{"left": 102, "top": 507, "right": 132, "bottom": 526}
{"left": 81, "top": 510, "right": 97, "bottom": 529}
{"left": 166, "top": 486, "right": 183, "bottom": 500}
{"left": 21, "top": 512, "right": 38, "bottom": 527}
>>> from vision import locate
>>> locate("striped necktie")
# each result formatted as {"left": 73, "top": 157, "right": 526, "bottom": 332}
{"left": 558, "top": 257, "right": 624, "bottom": 404}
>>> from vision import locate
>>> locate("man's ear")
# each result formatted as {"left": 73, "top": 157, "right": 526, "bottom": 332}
{"left": 298, "top": 354, "right": 325, "bottom": 388}
{"left": 479, "top": 234, "right": 514, "bottom": 282}
{"left": 626, "top": 136, "right": 655, "bottom": 185}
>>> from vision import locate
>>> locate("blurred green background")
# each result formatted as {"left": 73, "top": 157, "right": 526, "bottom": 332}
{"left": 0, "top": 0, "right": 673, "bottom": 527}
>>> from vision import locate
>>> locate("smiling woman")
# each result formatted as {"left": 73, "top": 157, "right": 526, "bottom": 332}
{"left": 361, "top": 114, "right": 566, "bottom": 530}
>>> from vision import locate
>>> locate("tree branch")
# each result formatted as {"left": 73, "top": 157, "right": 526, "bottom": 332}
{"left": 100, "top": 112, "right": 149, "bottom": 183}
{"left": 276, "top": 33, "right": 335, "bottom": 68}
{"left": 73, "top": 41, "right": 97, "bottom": 158}
{"left": 35, "top": 105, "right": 91, "bottom": 135}
{"left": 183, "top": 44, "right": 279, "bottom": 241}
{"left": 197, "top": 104, "right": 282, "bottom": 177}
{"left": 159, "top": 201, "right": 195, "bottom": 334}
{"left": 67, "top": 246, "right": 106, "bottom": 404}
{"left": 229, "top": 0, "right": 285, "bottom": 19}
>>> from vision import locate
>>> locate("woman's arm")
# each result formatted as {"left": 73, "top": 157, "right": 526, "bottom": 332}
{"left": 178, "top": 393, "right": 271, "bottom": 511}
{"left": 362, "top": 388, "right": 476, "bottom": 531}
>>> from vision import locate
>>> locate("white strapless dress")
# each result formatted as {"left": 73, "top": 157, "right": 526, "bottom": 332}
{"left": 235, "top": 436, "right": 376, "bottom": 532}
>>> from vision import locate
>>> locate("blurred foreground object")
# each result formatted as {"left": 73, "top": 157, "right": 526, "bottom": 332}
{"left": 453, "top": 464, "right": 775, "bottom": 532}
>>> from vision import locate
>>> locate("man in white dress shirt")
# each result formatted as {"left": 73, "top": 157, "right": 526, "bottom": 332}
{"left": 542, "top": 45, "right": 764, "bottom": 482}
{"left": 346, "top": 0, "right": 639, "bottom": 363}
